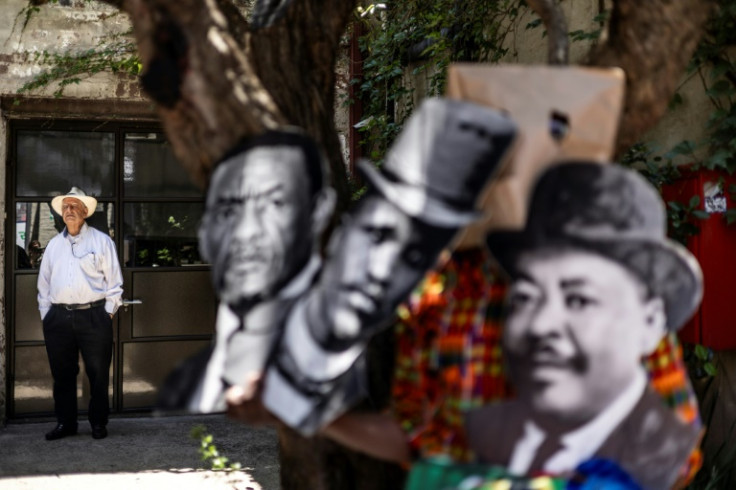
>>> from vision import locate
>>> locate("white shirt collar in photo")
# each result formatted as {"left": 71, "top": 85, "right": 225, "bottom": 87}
{"left": 508, "top": 369, "right": 647, "bottom": 475}
{"left": 191, "top": 254, "right": 322, "bottom": 413}
{"left": 64, "top": 222, "right": 89, "bottom": 241}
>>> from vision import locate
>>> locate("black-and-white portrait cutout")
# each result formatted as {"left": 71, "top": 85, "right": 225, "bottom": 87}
{"left": 157, "top": 130, "right": 334, "bottom": 413}
{"left": 261, "top": 97, "right": 518, "bottom": 435}
{"left": 250, "top": 0, "right": 295, "bottom": 29}
{"left": 466, "top": 162, "right": 703, "bottom": 490}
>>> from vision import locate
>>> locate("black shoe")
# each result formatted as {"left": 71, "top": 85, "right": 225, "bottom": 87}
{"left": 45, "top": 423, "right": 78, "bottom": 441}
{"left": 91, "top": 425, "right": 108, "bottom": 439}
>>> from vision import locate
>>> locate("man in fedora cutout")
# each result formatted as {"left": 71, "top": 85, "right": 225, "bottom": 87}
{"left": 225, "top": 98, "right": 517, "bottom": 440}
{"left": 466, "top": 162, "right": 703, "bottom": 489}
{"left": 38, "top": 187, "right": 123, "bottom": 441}
{"left": 157, "top": 129, "right": 336, "bottom": 414}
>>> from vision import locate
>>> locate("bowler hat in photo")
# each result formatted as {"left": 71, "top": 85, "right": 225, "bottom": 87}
{"left": 358, "top": 97, "right": 517, "bottom": 228}
{"left": 487, "top": 162, "right": 703, "bottom": 330}
{"left": 51, "top": 187, "right": 98, "bottom": 218}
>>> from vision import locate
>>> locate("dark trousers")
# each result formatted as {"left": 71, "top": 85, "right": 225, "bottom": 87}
{"left": 42, "top": 305, "right": 113, "bottom": 428}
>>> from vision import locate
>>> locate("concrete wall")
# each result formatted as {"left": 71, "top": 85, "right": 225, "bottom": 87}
{"left": 0, "top": 0, "right": 141, "bottom": 98}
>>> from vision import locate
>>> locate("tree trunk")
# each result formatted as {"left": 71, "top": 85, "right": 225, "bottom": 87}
{"left": 105, "top": 0, "right": 353, "bottom": 210}
{"left": 99, "top": 1, "right": 717, "bottom": 489}
{"left": 584, "top": 0, "right": 715, "bottom": 156}
{"left": 247, "top": 0, "right": 353, "bottom": 211}
{"left": 99, "top": 2, "right": 403, "bottom": 489}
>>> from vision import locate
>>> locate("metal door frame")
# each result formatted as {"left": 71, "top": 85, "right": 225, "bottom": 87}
{"left": 5, "top": 118, "right": 210, "bottom": 418}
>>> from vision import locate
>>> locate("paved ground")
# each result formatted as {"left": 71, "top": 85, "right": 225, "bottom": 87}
{"left": 0, "top": 414, "right": 281, "bottom": 489}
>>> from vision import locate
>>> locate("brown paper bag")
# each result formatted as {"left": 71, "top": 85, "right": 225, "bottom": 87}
{"left": 446, "top": 64, "right": 625, "bottom": 246}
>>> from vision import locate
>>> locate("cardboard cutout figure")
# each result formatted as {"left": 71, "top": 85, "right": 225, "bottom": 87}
{"left": 466, "top": 162, "right": 703, "bottom": 490}
{"left": 446, "top": 64, "right": 624, "bottom": 234}
{"left": 259, "top": 98, "right": 518, "bottom": 435}
{"left": 157, "top": 130, "right": 335, "bottom": 413}
{"left": 250, "top": 0, "right": 295, "bottom": 29}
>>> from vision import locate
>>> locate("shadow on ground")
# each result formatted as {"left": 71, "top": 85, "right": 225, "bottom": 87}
{"left": 0, "top": 414, "right": 280, "bottom": 489}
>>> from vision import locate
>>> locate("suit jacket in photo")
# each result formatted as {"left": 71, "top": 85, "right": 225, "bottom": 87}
{"left": 156, "top": 256, "right": 321, "bottom": 413}
{"left": 465, "top": 386, "right": 701, "bottom": 490}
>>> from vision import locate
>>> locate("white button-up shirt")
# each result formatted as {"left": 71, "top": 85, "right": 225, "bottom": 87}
{"left": 37, "top": 223, "right": 124, "bottom": 320}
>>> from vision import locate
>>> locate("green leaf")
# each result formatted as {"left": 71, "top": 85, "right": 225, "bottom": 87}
{"left": 725, "top": 209, "right": 736, "bottom": 225}
{"left": 568, "top": 29, "right": 585, "bottom": 41}
{"left": 526, "top": 18, "right": 542, "bottom": 30}
{"left": 592, "top": 11, "right": 609, "bottom": 23}
{"left": 695, "top": 344, "right": 709, "bottom": 360}
{"left": 668, "top": 201, "right": 684, "bottom": 211}
{"left": 704, "top": 363, "right": 717, "bottom": 376}
{"left": 665, "top": 140, "right": 697, "bottom": 159}
{"left": 668, "top": 92, "right": 684, "bottom": 110}
{"left": 709, "top": 60, "right": 733, "bottom": 80}
{"left": 688, "top": 195, "right": 701, "bottom": 209}
{"left": 692, "top": 210, "right": 711, "bottom": 220}
{"left": 706, "top": 150, "right": 731, "bottom": 171}
{"left": 706, "top": 79, "right": 735, "bottom": 97}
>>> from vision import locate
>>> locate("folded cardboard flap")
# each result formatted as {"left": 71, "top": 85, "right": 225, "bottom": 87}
{"left": 446, "top": 64, "right": 625, "bottom": 234}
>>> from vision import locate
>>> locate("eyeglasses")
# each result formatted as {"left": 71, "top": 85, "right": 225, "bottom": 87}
{"left": 62, "top": 202, "right": 86, "bottom": 212}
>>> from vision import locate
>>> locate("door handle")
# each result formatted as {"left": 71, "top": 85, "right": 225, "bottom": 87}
{"left": 122, "top": 299, "right": 143, "bottom": 312}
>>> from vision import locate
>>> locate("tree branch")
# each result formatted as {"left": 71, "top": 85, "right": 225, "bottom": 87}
{"left": 97, "top": 0, "right": 354, "bottom": 208}
{"left": 94, "top": 0, "right": 285, "bottom": 188}
{"left": 526, "top": 0, "right": 569, "bottom": 65}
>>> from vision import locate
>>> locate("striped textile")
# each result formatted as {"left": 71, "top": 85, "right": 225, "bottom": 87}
{"left": 392, "top": 247, "right": 510, "bottom": 462}
{"left": 391, "top": 246, "right": 702, "bottom": 483}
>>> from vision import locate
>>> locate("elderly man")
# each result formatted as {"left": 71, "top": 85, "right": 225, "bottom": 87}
{"left": 466, "top": 162, "right": 703, "bottom": 489}
{"left": 248, "top": 98, "right": 517, "bottom": 437}
{"left": 38, "top": 187, "right": 123, "bottom": 441}
{"left": 167, "top": 129, "right": 335, "bottom": 413}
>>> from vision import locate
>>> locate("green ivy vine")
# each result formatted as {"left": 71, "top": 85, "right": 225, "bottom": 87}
{"left": 353, "top": 0, "right": 526, "bottom": 163}
{"left": 17, "top": 36, "right": 141, "bottom": 98}
{"left": 190, "top": 425, "right": 242, "bottom": 471}
{"left": 13, "top": 1, "right": 141, "bottom": 98}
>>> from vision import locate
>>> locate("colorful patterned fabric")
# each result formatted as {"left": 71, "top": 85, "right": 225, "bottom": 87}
{"left": 392, "top": 247, "right": 510, "bottom": 462}
{"left": 392, "top": 246, "right": 702, "bottom": 482}
{"left": 643, "top": 332, "right": 703, "bottom": 483}
{"left": 404, "top": 458, "right": 641, "bottom": 490}
{"left": 644, "top": 332, "right": 700, "bottom": 425}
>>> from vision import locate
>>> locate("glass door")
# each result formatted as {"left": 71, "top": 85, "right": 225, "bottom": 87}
{"left": 116, "top": 132, "right": 215, "bottom": 411}
{"left": 7, "top": 122, "right": 215, "bottom": 418}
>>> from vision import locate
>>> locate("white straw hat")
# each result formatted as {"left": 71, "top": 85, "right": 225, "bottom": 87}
{"left": 51, "top": 187, "right": 97, "bottom": 218}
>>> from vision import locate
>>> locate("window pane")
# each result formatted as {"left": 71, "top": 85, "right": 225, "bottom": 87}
{"left": 123, "top": 202, "right": 205, "bottom": 267}
{"left": 13, "top": 345, "right": 54, "bottom": 414}
{"left": 16, "top": 131, "right": 115, "bottom": 197}
{"left": 15, "top": 201, "right": 115, "bottom": 270}
{"left": 123, "top": 133, "right": 201, "bottom": 198}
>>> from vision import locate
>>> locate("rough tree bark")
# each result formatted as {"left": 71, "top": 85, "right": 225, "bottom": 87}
{"left": 96, "top": 1, "right": 717, "bottom": 489}
{"left": 96, "top": 1, "right": 407, "bottom": 489}
{"left": 585, "top": 0, "right": 716, "bottom": 157}
{"left": 100, "top": 0, "right": 353, "bottom": 210}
